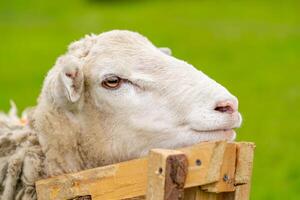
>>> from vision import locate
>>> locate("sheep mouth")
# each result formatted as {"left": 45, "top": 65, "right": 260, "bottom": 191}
{"left": 192, "top": 128, "right": 235, "bottom": 133}
{"left": 191, "top": 129, "right": 237, "bottom": 141}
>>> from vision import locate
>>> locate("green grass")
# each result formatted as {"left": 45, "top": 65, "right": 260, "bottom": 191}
{"left": 0, "top": 0, "right": 299, "bottom": 198}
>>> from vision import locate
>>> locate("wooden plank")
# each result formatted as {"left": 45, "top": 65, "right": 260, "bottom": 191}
{"left": 184, "top": 143, "right": 237, "bottom": 200}
{"left": 195, "top": 190, "right": 235, "bottom": 200}
{"left": 201, "top": 143, "right": 237, "bottom": 193}
{"left": 184, "top": 187, "right": 235, "bottom": 200}
{"left": 234, "top": 143, "right": 255, "bottom": 185}
{"left": 185, "top": 142, "right": 255, "bottom": 200}
{"left": 36, "top": 158, "right": 149, "bottom": 200}
{"left": 36, "top": 141, "right": 231, "bottom": 200}
{"left": 146, "top": 149, "right": 188, "bottom": 200}
{"left": 183, "top": 141, "right": 227, "bottom": 188}
{"left": 233, "top": 142, "right": 255, "bottom": 200}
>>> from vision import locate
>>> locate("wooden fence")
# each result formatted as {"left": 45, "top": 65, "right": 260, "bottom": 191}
{"left": 35, "top": 141, "right": 255, "bottom": 200}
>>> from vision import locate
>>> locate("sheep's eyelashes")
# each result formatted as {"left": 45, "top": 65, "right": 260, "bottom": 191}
{"left": 102, "top": 76, "right": 122, "bottom": 89}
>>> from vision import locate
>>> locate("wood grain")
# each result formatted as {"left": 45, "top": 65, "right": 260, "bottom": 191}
{"left": 35, "top": 142, "right": 255, "bottom": 200}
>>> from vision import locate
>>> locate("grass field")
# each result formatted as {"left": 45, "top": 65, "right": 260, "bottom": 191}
{"left": 0, "top": 0, "right": 299, "bottom": 199}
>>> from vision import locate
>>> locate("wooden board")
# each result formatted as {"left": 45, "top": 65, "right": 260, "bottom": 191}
{"left": 146, "top": 149, "right": 188, "bottom": 200}
{"left": 201, "top": 143, "right": 237, "bottom": 193}
{"left": 233, "top": 142, "right": 255, "bottom": 200}
{"left": 184, "top": 142, "right": 255, "bottom": 200}
{"left": 35, "top": 141, "right": 253, "bottom": 200}
{"left": 184, "top": 188, "right": 234, "bottom": 200}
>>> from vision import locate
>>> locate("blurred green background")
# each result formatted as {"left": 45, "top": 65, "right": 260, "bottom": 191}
{"left": 0, "top": 0, "right": 299, "bottom": 199}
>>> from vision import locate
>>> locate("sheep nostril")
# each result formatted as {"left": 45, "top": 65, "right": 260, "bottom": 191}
{"left": 215, "top": 105, "right": 234, "bottom": 114}
{"left": 214, "top": 100, "right": 236, "bottom": 114}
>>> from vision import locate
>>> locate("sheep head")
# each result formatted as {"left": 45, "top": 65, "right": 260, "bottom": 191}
{"left": 34, "top": 30, "right": 242, "bottom": 175}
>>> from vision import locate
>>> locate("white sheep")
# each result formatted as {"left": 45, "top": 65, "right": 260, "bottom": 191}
{"left": 0, "top": 30, "right": 242, "bottom": 200}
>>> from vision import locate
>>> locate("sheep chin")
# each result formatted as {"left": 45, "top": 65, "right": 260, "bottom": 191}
{"left": 192, "top": 129, "right": 237, "bottom": 142}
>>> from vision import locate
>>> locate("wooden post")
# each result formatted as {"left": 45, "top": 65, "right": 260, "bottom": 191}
{"left": 146, "top": 149, "right": 188, "bottom": 200}
{"left": 233, "top": 143, "right": 255, "bottom": 200}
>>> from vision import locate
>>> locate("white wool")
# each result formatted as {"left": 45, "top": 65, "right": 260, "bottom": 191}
{"left": 0, "top": 104, "right": 44, "bottom": 200}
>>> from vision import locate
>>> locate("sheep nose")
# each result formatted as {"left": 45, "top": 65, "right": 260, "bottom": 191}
{"left": 214, "top": 100, "right": 237, "bottom": 114}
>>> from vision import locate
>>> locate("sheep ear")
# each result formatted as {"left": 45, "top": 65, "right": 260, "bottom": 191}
{"left": 159, "top": 47, "right": 172, "bottom": 55}
{"left": 59, "top": 35, "right": 96, "bottom": 103}
{"left": 59, "top": 56, "right": 84, "bottom": 103}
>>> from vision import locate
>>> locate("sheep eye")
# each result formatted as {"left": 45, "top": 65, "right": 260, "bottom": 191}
{"left": 102, "top": 76, "right": 122, "bottom": 89}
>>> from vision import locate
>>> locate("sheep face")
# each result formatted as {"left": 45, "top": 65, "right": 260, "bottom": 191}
{"left": 77, "top": 31, "right": 242, "bottom": 160}
{"left": 38, "top": 30, "right": 242, "bottom": 167}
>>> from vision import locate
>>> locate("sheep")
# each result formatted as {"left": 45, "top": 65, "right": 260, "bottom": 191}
{"left": 0, "top": 30, "right": 242, "bottom": 200}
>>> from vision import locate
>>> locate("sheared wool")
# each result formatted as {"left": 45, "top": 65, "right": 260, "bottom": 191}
{"left": 0, "top": 102, "right": 44, "bottom": 200}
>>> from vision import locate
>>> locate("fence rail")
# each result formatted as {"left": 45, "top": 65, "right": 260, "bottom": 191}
{"left": 36, "top": 141, "right": 255, "bottom": 200}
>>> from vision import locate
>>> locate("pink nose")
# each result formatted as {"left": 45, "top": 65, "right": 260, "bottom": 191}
{"left": 214, "top": 100, "right": 237, "bottom": 114}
